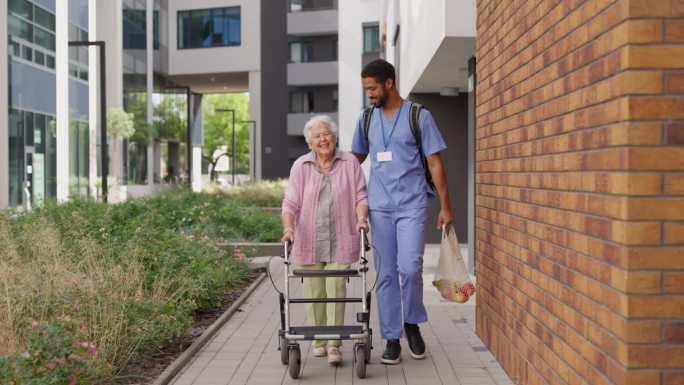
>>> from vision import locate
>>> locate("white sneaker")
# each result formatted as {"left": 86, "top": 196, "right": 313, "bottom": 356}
{"left": 327, "top": 346, "right": 343, "bottom": 365}
{"left": 312, "top": 345, "right": 327, "bottom": 357}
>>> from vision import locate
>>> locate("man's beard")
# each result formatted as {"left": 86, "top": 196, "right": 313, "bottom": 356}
{"left": 372, "top": 88, "right": 388, "bottom": 107}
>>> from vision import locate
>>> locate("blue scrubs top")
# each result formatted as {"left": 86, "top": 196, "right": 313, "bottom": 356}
{"left": 351, "top": 100, "right": 446, "bottom": 211}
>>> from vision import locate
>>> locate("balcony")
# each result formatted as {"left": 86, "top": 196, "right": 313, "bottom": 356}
{"left": 287, "top": 8, "right": 338, "bottom": 36}
{"left": 288, "top": 112, "right": 338, "bottom": 136}
{"left": 287, "top": 61, "right": 338, "bottom": 86}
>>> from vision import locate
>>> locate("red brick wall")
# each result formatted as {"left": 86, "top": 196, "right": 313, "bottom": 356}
{"left": 474, "top": 1, "right": 684, "bottom": 384}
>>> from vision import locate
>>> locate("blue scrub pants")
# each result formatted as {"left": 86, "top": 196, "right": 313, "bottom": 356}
{"left": 369, "top": 207, "right": 428, "bottom": 339}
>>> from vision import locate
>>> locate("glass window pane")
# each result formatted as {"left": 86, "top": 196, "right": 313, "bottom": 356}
{"left": 211, "top": 8, "right": 224, "bottom": 45}
{"left": 190, "top": 11, "right": 205, "bottom": 48}
{"left": 200, "top": 10, "right": 212, "bottom": 47}
{"left": 34, "top": 50, "right": 45, "bottom": 65}
{"left": 46, "top": 54, "right": 55, "bottom": 69}
{"left": 22, "top": 45, "right": 32, "bottom": 61}
{"left": 225, "top": 8, "right": 240, "bottom": 45}
{"left": 290, "top": 43, "right": 301, "bottom": 63}
{"left": 25, "top": 112, "right": 35, "bottom": 146}
{"left": 9, "top": 0, "right": 32, "bottom": 20}
{"left": 9, "top": 15, "right": 33, "bottom": 42}
{"left": 363, "top": 25, "right": 379, "bottom": 53}
{"left": 69, "top": 24, "right": 79, "bottom": 41}
{"left": 303, "top": 42, "right": 313, "bottom": 62}
{"left": 178, "top": 12, "right": 187, "bottom": 48}
{"left": 9, "top": 40, "right": 21, "bottom": 57}
{"left": 35, "top": 6, "right": 56, "bottom": 32}
{"left": 34, "top": 28, "right": 55, "bottom": 51}
{"left": 79, "top": 47, "right": 89, "bottom": 65}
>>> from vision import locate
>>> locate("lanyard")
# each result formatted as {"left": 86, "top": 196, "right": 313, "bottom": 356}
{"left": 380, "top": 102, "right": 404, "bottom": 151}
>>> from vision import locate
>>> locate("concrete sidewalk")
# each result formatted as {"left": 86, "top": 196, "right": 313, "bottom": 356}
{"left": 169, "top": 245, "right": 515, "bottom": 385}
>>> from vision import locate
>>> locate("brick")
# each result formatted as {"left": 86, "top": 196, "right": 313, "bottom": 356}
{"left": 625, "top": 371, "right": 662, "bottom": 385}
{"left": 664, "top": 272, "right": 684, "bottom": 293}
{"left": 627, "top": 148, "right": 684, "bottom": 170}
{"left": 627, "top": 198, "right": 684, "bottom": 220}
{"left": 667, "top": 20, "right": 684, "bottom": 42}
{"left": 625, "top": 46, "right": 684, "bottom": 68}
{"left": 627, "top": 0, "right": 684, "bottom": 17}
{"left": 628, "top": 346, "right": 684, "bottom": 368}
{"left": 665, "top": 175, "right": 684, "bottom": 195}
{"left": 664, "top": 372, "right": 684, "bottom": 385}
{"left": 628, "top": 19, "right": 664, "bottom": 43}
{"left": 628, "top": 97, "right": 684, "bottom": 120}
{"left": 611, "top": 268, "right": 662, "bottom": 294}
{"left": 665, "top": 223, "right": 684, "bottom": 244}
{"left": 628, "top": 247, "right": 684, "bottom": 270}
{"left": 627, "top": 297, "right": 684, "bottom": 318}
{"left": 624, "top": 321, "right": 661, "bottom": 343}
{"left": 668, "top": 124, "right": 684, "bottom": 145}
{"left": 611, "top": 221, "right": 661, "bottom": 245}
{"left": 667, "top": 73, "right": 684, "bottom": 93}
{"left": 664, "top": 322, "right": 684, "bottom": 343}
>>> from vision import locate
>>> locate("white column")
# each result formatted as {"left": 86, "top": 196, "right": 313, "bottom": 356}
{"left": 0, "top": 4, "right": 9, "bottom": 207}
{"left": 248, "top": 70, "right": 262, "bottom": 180}
{"left": 88, "top": 0, "right": 99, "bottom": 199}
{"left": 146, "top": 0, "right": 154, "bottom": 188}
{"left": 192, "top": 147, "right": 202, "bottom": 192}
{"left": 55, "top": 0, "right": 70, "bottom": 202}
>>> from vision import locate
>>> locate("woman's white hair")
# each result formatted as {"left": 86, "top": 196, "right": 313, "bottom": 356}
{"left": 303, "top": 115, "right": 338, "bottom": 146}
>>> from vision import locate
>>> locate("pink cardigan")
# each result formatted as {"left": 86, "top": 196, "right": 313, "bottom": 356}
{"left": 282, "top": 151, "right": 368, "bottom": 265}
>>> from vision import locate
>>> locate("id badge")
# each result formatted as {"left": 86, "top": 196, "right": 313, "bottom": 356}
{"left": 377, "top": 151, "right": 393, "bottom": 162}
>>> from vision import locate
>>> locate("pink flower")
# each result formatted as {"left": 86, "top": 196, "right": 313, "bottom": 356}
{"left": 31, "top": 321, "right": 40, "bottom": 328}
{"left": 22, "top": 351, "right": 30, "bottom": 358}
{"left": 68, "top": 353, "right": 84, "bottom": 361}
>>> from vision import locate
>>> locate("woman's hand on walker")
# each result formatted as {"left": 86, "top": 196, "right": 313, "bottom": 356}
{"left": 356, "top": 217, "right": 369, "bottom": 233}
{"left": 281, "top": 228, "right": 294, "bottom": 244}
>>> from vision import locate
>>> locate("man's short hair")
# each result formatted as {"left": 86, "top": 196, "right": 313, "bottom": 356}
{"left": 361, "top": 59, "right": 395, "bottom": 85}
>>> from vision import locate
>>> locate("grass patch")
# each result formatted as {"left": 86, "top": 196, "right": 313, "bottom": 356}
{"left": 0, "top": 183, "right": 283, "bottom": 384}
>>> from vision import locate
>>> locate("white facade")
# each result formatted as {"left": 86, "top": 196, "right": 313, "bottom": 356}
{"left": 337, "top": 0, "right": 382, "bottom": 151}
{"left": 383, "top": 0, "right": 476, "bottom": 96}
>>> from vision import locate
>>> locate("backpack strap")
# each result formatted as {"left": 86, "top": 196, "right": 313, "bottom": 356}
{"left": 363, "top": 106, "right": 374, "bottom": 141}
{"left": 409, "top": 103, "right": 436, "bottom": 191}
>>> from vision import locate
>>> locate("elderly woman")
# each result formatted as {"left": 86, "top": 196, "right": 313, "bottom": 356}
{"left": 281, "top": 115, "right": 369, "bottom": 366}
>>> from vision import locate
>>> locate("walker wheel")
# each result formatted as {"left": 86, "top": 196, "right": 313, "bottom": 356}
{"left": 279, "top": 336, "right": 288, "bottom": 365}
{"left": 355, "top": 344, "right": 367, "bottom": 378}
{"left": 288, "top": 344, "right": 301, "bottom": 379}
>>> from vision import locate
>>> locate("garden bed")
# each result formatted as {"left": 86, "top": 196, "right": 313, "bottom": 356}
{"left": 0, "top": 182, "right": 284, "bottom": 384}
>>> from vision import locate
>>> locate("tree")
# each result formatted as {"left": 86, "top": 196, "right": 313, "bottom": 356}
{"left": 202, "top": 93, "right": 250, "bottom": 181}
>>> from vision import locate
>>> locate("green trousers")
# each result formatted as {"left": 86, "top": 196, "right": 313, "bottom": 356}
{"left": 298, "top": 261, "right": 351, "bottom": 347}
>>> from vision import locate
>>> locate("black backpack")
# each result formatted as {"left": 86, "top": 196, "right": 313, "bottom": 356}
{"left": 362, "top": 102, "right": 435, "bottom": 191}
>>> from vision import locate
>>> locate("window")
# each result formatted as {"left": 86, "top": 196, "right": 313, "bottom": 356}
{"left": 178, "top": 6, "right": 241, "bottom": 49}
{"left": 9, "top": 0, "right": 33, "bottom": 20}
{"left": 290, "top": 91, "right": 314, "bottom": 113}
{"left": 8, "top": 2, "right": 58, "bottom": 71}
{"left": 289, "top": 0, "right": 335, "bottom": 12}
{"left": 69, "top": 23, "right": 89, "bottom": 81}
{"left": 363, "top": 88, "right": 372, "bottom": 108}
{"left": 333, "top": 89, "right": 338, "bottom": 111}
{"left": 363, "top": 23, "right": 380, "bottom": 54}
{"left": 289, "top": 41, "right": 313, "bottom": 63}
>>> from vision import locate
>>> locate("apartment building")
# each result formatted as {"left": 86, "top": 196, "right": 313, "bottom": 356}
{"left": 0, "top": 0, "right": 358, "bottom": 207}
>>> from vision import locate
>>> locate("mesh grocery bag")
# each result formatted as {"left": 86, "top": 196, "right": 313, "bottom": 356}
{"left": 432, "top": 225, "right": 475, "bottom": 303}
